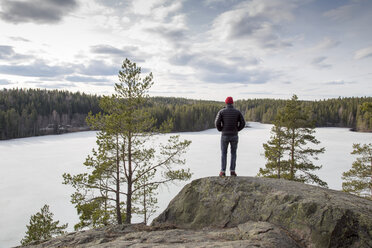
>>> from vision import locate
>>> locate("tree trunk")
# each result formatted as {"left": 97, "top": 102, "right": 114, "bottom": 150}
{"left": 125, "top": 135, "right": 133, "bottom": 224}
{"left": 370, "top": 157, "right": 372, "bottom": 200}
{"left": 290, "top": 129, "right": 295, "bottom": 180}
{"left": 126, "top": 182, "right": 132, "bottom": 224}
{"left": 115, "top": 135, "right": 122, "bottom": 224}
{"left": 143, "top": 185, "right": 147, "bottom": 224}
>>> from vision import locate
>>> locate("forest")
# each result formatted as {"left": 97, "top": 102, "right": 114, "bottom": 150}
{"left": 0, "top": 88, "right": 371, "bottom": 140}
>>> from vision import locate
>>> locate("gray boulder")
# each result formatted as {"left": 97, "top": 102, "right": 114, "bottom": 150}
{"left": 16, "top": 222, "right": 300, "bottom": 248}
{"left": 153, "top": 176, "right": 372, "bottom": 248}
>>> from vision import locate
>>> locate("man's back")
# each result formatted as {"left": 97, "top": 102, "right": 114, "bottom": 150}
{"left": 215, "top": 105, "right": 245, "bottom": 136}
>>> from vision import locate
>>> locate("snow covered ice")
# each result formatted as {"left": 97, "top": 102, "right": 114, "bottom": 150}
{"left": 1, "top": 123, "right": 371, "bottom": 247}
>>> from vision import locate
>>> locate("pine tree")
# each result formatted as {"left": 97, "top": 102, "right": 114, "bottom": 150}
{"left": 281, "top": 95, "right": 327, "bottom": 187}
{"left": 21, "top": 205, "right": 67, "bottom": 245}
{"left": 63, "top": 131, "right": 123, "bottom": 230}
{"left": 64, "top": 58, "right": 192, "bottom": 226}
{"left": 258, "top": 111, "right": 289, "bottom": 179}
{"left": 259, "top": 95, "right": 327, "bottom": 187}
{"left": 342, "top": 143, "right": 372, "bottom": 199}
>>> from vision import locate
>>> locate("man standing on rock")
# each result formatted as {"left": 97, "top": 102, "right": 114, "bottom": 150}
{"left": 215, "top": 96, "right": 246, "bottom": 177}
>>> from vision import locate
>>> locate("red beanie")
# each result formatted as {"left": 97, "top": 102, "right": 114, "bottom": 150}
{"left": 225, "top": 96, "right": 233, "bottom": 104}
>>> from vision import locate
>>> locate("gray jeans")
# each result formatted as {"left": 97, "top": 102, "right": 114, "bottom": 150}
{"left": 221, "top": 135, "right": 238, "bottom": 172}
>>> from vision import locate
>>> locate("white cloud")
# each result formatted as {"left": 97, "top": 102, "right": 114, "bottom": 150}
{"left": 209, "top": 0, "right": 297, "bottom": 50}
{"left": 312, "top": 37, "right": 340, "bottom": 51}
{"left": 354, "top": 45, "right": 372, "bottom": 60}
{"left": 152, "top": 1, "right": 183, "bottom": 21}
{"left": 131, "top": 0, "right": 167, "bottom": 15}
{"left": 0, "top": 79, "right": 12, "bottom": 85}
{"left": 311, "top": 56, "right": 332, "bottom": 69}
{"left": 204, "top": 0, "right": 237, "bottom": 6}
{"left": 323, "top": 4, "right": 356, "bottom": 21}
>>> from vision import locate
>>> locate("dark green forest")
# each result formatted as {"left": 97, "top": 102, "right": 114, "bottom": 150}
{"left": 0, "top": 88, "right": 371, "bottom": 140}
{"left": 0, "top": 88, "right": 100, "bottom": 139}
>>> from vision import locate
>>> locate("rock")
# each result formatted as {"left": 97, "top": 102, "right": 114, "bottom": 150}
{"left": 18, "top": 176, "right": 372, "bottom": 248}
{"left": 152, "top": 176, "right": 372, "bottom": 248}
{"left": 16, "top": 222, "right": 300, "bottom": 248}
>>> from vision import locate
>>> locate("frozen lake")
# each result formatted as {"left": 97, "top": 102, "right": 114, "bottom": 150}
{"left": 1, "top": 122, "right": 371, "bottom": 247}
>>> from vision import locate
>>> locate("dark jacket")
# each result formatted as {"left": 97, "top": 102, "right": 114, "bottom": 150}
{"left": 215, "top": 104, "right": 246, "bottom": 136}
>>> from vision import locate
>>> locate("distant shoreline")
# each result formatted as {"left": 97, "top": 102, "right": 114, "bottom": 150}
{"left": 1, "top": 122, "right": 369, "bottom": 142}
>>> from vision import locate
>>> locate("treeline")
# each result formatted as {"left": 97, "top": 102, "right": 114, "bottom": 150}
{"left": 147, "top": 97, "right": 222, "bottom": 132}
{"left": 235, "top": 97, "right": 372, "bottom": 131}
{"left": 0, "top": 88, "right": 100, "bottom": 139}
{"left": 0, "top": 88, "right": 371, "bottom": 140}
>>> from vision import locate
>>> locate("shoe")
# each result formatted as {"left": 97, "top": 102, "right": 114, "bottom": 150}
{"left": 230, "top": 171, "right": 237, "bottom": 177}
{"left": 219, "top": 171, "right": 226, "bottom": 177}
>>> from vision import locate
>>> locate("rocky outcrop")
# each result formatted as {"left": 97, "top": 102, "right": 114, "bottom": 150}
{"left": 19, "top": 176, "right": 372, "bottom": 248}
{"left": 153, "top": 177, "right": 372, "bottom": 248}
{"left": 17, "top": 222, "right": 300, "bottom": 248}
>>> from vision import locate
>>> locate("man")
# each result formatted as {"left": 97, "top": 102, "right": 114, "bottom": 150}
{"left": 215, "top": 96, "right": 246, "bottom": 177}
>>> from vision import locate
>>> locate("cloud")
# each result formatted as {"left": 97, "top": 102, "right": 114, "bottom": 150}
{"left": 169, "top": 51, "right": 260, "bottom": 67}
{"left": 0, "top": 60, "right": 74, "bottom": 77}
{"left": 313, "top": 37, "right": 340, "bottom": 51}
{"left": 195, "top": 57, "right": 273, "bottom": 84}
{"left": 9, "top": 36, "right": 31, "bottom": 42}
{"left": 145, "top": 14, "right": 188, "bottom": 45}
{"left": 65, "top": 75, "right": 109, "bottom": 84}
{"left": 33, "top": 82, "right": 76, "bottom": 89}
{"left": 146, "top": 25, "right": 186, "bottom": 42}
{"left": 0, "top": 46, "right": 14, "bottom": 59}
{"left": 0, "top": 79, "right": 12, "bottom": 85}
{"left": 311, "top": 56, "right": 332, "bottom": 69}
{"left": 354, "top": 45, "right": 372, "bottom": 60}
{"left": 65, "top": 75, "right": 106, "bottom": 82}
{"left": 204, "top": 0, "right": 237, "bottom": 6}
{"left": 90, "top": 44, "right": 145, "bottom": 62}
{"left": 91, "top": 45, "right": 136, "bottom": 59}
{"left": 0, "top": 0, "right": 78, "bottom": 24}
{"left": 0, "top": 59, "right": 120, "bottom": 80}
{"left": 323, "top": 4, "right": 356, "bottom": 21}
{"left": 131, "top": 0, "right": 166, "bottom": 15}
{"left": 78, "top": 60, "right": 119, "bottom": 76}
{"left": 201, "top": 69, "right": 271, "bottom": 84}
{"left": 131, "top": 0, "right": 182, "bottom": 21}
{"left": 324, "top": 80, "right": 354, "bottom": 85}
{"left": 210, "top": 0, "right": 297, "bottom": 50}
{"left": 0, "top": 45, "right": 30, "bottom": 60}
{"left": 168, "top": 50, "right": 270, "bottom": 84}
{"left": 169, "top": 53, "right": 195, "bottom": 66}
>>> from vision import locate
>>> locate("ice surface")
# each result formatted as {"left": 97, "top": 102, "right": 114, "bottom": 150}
{"left": 1, "top": 123, "right": 371, "bottom": 247}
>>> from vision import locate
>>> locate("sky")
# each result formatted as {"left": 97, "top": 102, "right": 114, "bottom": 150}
{"left": 0, "top": 0, "right": 371, "bottom": 101}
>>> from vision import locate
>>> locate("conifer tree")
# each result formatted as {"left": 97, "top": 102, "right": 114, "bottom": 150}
{"left": 63, "top": 58, "right": 192, "bottom": 226}
{"left": 258, "top": 95, "right": 327, "bottom": 187}
{"left": 342, "top": 143, "right": 372, "bottom": 199}
{"left": 258, "top": 111, "right": 289, "bottom": 179}
{"left": 21, "top": 205, "right": 67, "bottom": 245}
{"left": 63, "top": 131, "right": 123, "bottom": 229}
{"left": 281, "top": 95, "right": 327, "bottom": 187}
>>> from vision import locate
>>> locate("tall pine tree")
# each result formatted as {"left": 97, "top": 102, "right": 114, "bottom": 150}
{"left": 258, "top": 110, "right": 289, "bottom": 179}
{"left": 64, "top": 58, "right": 192, "bottom": 227}
{"left": 259, "top": 95, "right": 327, "bottom": 187}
